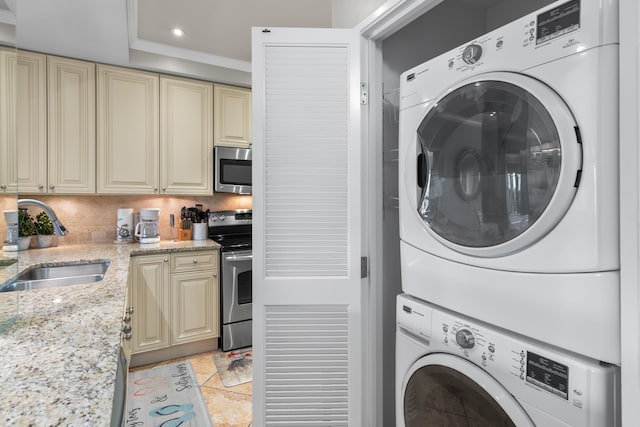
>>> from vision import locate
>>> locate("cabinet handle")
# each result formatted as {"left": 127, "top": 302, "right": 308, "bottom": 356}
{"left": 38, "top": 184, "right": 44, "bottom": 190}
{"left": 126, "top": 306, "right": 134, "bottom": 314}
{"left": 193, "top": 259, "right": 198, "bottom": 264}
{"left": 154, "top": 187, "right": 158, "bottom": 192}
{"left": 124, "top": 333, "right": 132, "bottom": 341}
{"left": 0, "top": 184, "right": 6, "bottom": 190}
{"left": 212, "top": 272, "right": 217, "bottom": 277}
{"left": 49, "top": 185, "right": 55, "bottom": 190}
{"left": 164, "top": 258, "right": 169, "bottom": 262}
{"left": 162, "top": 187, "right": 167, "bottom": 192}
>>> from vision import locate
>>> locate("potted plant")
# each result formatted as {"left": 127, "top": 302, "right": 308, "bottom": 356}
{"left": 17, "top": 209, "right": 35, "bottom": 251}
{"left": 34, "top": 211, "right": 58, "bottom": 248}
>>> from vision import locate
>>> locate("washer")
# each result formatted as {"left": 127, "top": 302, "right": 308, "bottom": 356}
{"left": 398, "top": 0, "right": 619, "bottom": 363}
{"left": 396, "top": 294, "right": 619, "bottom": 427}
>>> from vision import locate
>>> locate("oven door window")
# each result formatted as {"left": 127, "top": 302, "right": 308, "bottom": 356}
{"left": 237, "top": 270, "right": 252, "bottom": 305}
{"left": 220, "top": 159, "right": 252, "bottom": 185}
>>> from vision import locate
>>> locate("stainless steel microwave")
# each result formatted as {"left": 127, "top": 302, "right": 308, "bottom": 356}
{"left": 214, "top": 146, "right": 252, "bottom": 194}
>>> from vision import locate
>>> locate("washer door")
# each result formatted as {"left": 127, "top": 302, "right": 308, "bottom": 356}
{"left": 416, "top": 72, "right": 581, "bottom": 257}
{"left": 402, "top": 353, "right": 534, "bottom": 426}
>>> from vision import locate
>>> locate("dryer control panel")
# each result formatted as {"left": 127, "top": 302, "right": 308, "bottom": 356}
{"left": 399, "top": 0, "right": 618, "bottom": 110}
{"left": 397, "top": 294, "right": 618, "bottom": 427}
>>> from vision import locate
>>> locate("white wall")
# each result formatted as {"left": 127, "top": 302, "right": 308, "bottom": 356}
{"left": 619, "top": 0, "right": 640, "bottom": 423}
{"left": 379, "top": 4, "right": 488, "bottom": 425}
{"left": 331, "top": 0, "right": 388, "bottom": 28}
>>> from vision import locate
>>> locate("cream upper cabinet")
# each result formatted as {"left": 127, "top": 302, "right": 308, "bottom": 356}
{"left": 97, "top": 65, "right": 159, "bottom": 194}
{"left": 214, "top": 84, "right": 251, "bottom": 148}
{"left": 16, "top": 51, "right": 47, "bottom": 194}
{"left": 160, "top": 76, "right": 213, "bottom": 195}
{"left": 0, "top": 48, "right": 18, "bottom": 193}
{"left": 48, "top": 56, "right": 95, "bottom": 194}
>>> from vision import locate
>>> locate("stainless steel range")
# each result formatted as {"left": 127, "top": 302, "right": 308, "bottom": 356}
{"left": 208, "top": 209, "right": 252, "bottom": 351}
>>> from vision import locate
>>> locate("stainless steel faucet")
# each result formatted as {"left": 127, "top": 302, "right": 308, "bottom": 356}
{"left": 17, "top": 199, "right": 69, "bottom": 236}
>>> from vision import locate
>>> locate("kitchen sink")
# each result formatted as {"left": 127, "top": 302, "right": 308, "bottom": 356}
{"left": 0, "top": 260, "right": 110, "bottom": 292}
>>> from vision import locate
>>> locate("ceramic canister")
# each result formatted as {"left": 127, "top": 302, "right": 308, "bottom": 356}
{"left": 116, "top": 208, "right": 134, "bottom": 243}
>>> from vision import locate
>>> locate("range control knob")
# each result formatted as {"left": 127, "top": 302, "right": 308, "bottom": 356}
{"left": 456, "top": 329, "right": 475, "bottom": 349}
{"left": 462, "top": 44, "right": 483, "bottom": 65}
{"left": 219, "top": 215, "right": 226, "bottom": 222}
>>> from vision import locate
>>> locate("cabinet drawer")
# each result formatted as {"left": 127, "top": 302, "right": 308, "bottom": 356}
{"left": 171, "top": 250, "right": 218, "bottom": 272}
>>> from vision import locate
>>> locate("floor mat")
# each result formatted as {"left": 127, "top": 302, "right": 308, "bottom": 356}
{"left": 127, "top": 360, "right": 214, "bottom": 427}
{"left": 213, "top": 348, "right": 253, "bottom": 387}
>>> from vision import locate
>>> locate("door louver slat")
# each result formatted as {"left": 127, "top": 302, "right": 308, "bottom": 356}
{"left": 265, "top": 305, "right": 349, "bottom": 426}
{"left": 264, "top": 45, "right": 349, "bottom": 278}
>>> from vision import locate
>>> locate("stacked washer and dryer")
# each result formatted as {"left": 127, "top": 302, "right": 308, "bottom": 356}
{"left": 396, "top": 0, "right": 621, "bottom": 425}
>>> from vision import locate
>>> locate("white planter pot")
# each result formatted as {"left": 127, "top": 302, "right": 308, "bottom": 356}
{"left": 35, "top": 235, "right": 58, "bottom": 249}
{"left": 17, "top": 236, "right": 32, "bottom": 251}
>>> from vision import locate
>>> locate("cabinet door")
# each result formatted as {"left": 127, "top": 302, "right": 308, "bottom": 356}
{"left": 97, "top": 65, "right": 159, "bottom": 194}
{"left": 130, "top": 255, "right": 170, "bottom": 354}
{"left": 16, "top": 51, "right": 47, "bottom": 193}
{"left": 160, "top": 76, "right": 213, "bottom": 195}
{"left": 48, "top": 56, "right": 95, "bottom": 193}
{"left": 214, "top": 84, "right": 251, "bottom": 148}
{"left": 0, "top": 48, "right": 17, "bottom": 193}
{"left": 171, "top": 270, "right": 219, "bottom": 345}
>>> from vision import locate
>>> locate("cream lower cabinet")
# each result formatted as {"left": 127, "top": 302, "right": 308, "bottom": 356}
{"left": 214, "top": 83, "right": 252, "bottom": 148}
{"left": 130, "top": 250, "right": 219, "bottom": 355}
{"left": 130, "top": 254, "right": 171, "bottom": 353}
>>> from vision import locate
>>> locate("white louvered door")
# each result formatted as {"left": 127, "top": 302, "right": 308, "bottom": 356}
{"left": 252, "top": 28, "right": 364, "bottom": 426}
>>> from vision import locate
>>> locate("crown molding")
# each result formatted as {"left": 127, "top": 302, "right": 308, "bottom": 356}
{"left": 126, "top": 0, "right": 251, "bottom": 73}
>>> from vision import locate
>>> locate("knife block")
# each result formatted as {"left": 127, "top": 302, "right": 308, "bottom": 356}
{"left": 178, "top": 221, "right": 192, "bottom": 240}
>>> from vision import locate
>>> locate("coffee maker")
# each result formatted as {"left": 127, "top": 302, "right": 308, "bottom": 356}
{"left": 135, "top": 208, "right": 160, "bottom": 244}
{"left": 2, "top": 210, "right": 18, "bottom": 251}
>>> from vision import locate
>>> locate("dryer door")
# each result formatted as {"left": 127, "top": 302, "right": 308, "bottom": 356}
{"left": 415, "top": 72, "right": 581, "bottom": 257}
{"left": 401, "top": 353, "right": 534, "bottom": 426}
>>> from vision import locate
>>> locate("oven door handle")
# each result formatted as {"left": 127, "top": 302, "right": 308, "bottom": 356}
{"left": 224, "top": 254, "right": 253, "bottom": 262}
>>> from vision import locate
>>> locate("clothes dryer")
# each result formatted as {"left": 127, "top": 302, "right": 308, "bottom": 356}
{"left": 396, "top": 294, "right": 620, "bottom": 427}
{"left": 398, "top": 0, "right": 620, "bottom": 363}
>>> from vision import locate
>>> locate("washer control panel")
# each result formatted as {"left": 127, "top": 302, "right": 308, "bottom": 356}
{"left": 397, "top": 294, "right": 617, "bottom": 427}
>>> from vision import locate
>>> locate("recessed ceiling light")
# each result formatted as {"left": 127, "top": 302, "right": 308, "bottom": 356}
{"left": 172, "top": 28, "right": 185, "bottom": 37}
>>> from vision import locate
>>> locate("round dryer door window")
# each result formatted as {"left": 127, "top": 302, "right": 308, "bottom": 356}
{"left": 403, "top": 354, "right": 534, "bottom": 426}
{"left": 416, "top": 72, "right": 581, "bottom": 257}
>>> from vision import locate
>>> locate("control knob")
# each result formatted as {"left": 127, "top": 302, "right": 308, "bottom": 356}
{"left": 462, "top": 44, "right": 483, "bottom": 65}
{"left": 456, "top": 328, "right": 475, "bottom": 349}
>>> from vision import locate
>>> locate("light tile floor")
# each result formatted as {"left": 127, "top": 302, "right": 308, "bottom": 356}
{"left": 130, "top": 349, "right": 253, "bottom": 427}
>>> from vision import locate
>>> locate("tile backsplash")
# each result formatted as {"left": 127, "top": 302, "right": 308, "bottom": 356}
{"left": 16, "top": 194, "right": 252, "bottom": 245}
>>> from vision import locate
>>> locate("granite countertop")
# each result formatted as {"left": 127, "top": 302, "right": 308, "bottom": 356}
{"left": 0, "top": 240, "right": 220, "bottom": 426}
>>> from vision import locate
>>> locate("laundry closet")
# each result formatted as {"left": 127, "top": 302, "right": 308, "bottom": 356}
{"left": 375, "top": 0, "right": 581, "bottom": 424}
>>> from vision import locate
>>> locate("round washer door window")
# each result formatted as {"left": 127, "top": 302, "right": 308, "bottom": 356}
{"left": 403, "top": 354, "right": 534, "bottom": 426}
{"left": 416, "top": 72, "right": 581, "bottom": 257}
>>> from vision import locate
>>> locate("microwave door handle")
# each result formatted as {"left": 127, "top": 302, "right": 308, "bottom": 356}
{"left": 224, "top": 254, "right": 253, "bottom": 262}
